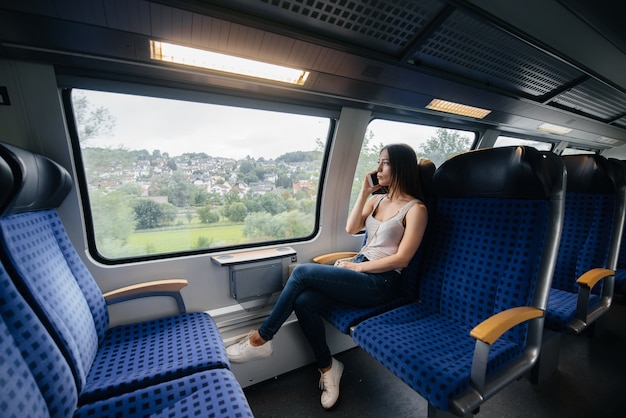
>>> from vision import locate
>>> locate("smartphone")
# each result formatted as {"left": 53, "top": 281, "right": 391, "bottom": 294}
{"left": 368, "top": 172, "right": 379, "bottom": 187}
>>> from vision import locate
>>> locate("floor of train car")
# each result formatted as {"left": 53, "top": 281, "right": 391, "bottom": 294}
{"left": 244, "top": 300, "right": 626, "bottom": 417}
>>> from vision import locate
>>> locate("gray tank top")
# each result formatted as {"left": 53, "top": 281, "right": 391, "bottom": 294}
{"left": 358, "top": 196, "right": 419, "bottom": 272}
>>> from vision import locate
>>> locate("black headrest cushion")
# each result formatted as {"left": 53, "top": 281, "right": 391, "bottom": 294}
{"left": 0, "top": 142, "right": 72, "bottom": 215}
{"left": 433, "top": 146, "right": 563, "bottom": 199}
{"left": 562, "top": 154, "right": 615, "bottom": 194}
{"left": 0, "top": 155, "right": 17, "bottom": 216}
{"left": 418, "top": 157, "right": 436, "bottom": 197}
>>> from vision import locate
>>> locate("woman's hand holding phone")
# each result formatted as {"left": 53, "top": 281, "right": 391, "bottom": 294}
{"left": 368, "top": 172, "right": 379, "bottom": 187}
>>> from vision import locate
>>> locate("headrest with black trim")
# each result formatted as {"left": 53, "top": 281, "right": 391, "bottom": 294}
{"left": 418, "top": 157, "right": 436, "bottom": 197}
{"left": 0, "top": 151, "right": 18, "bottom": 216}
{"left": 0, "top": 142, "right": 72, "bottom": 216}
{"left": 433, "top": 146, "right": 564, "bottom": 200}
{"left": 562, "top": 154, "right": 615, "bottom": 194}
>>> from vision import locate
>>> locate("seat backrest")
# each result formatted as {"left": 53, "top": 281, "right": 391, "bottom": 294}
{"left": 0, "top": 152, "right": 18, "bottom": 216}
{"left": 0, "top": 259, "right": 78, "bottom": 418}
{"left": 551, "top": 155, "right": 624, "bottom": 294}
{"left": 0, "top": 142, "right": 108, "bottom": 392}
{"left": 417, "top": 146, "right": 564, "bottom": 344}
{"left": 398, "top": 157, "right": 436, "bottom": 298}
{"left": 0, "top": 312, "right": 50, "bottom": 418}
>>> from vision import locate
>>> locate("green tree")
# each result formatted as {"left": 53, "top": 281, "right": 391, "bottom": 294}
{"left": 418, "top": 128, "right": 474, "bottom": 167}
{"left": 224, "top": 202, "right": 247, "bottom": 222}
{"left": 166, "top": 159, "right": 178, "bottom": 170}
{"left": 244, "top": 212, "right": 273, "bottom": 239}
{"left": 260, "top": 193, "right": 288, "bottom": 215}
{"left": 193, "top": 188, "right": 210, "bottom": 206}
{"left": 134, "top": 199, "right": 168, "bottom": 229}
{"left": 150, "top": 171, "right": 194, "bottom": 207}
{"left": 224, "top": 191, "right": 242, "bottom": 205}
{"left": 89, "top": 189, "right": 136, "bottom": 250}
{"left": 350, "top": 129, "right": 384, "bottom": 207}
{"left": 197, "top": 206, "right": 220, "bottom": 224}
{"left": 244, "top": 210, "right": 313, "bottom": 239}
{"left": 72, "top": 91, "right": 116, "bottom": 144}
{"left": 194, "top": 236, "right": 213, "bottom": 249}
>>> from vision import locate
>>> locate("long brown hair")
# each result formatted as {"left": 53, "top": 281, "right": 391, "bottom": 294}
{"left": 382, "top": 143, "right": 424, "bottom": 201}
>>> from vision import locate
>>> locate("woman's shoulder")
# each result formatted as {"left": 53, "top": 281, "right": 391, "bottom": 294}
{"left": 406, "top": 199, "right": 428, "bottom": 218}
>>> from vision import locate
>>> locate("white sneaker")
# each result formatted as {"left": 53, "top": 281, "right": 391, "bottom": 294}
{"left": 226, "top": 330, "right": 273, "bottom": 363}
{"left": 319, "top": 358, "right": 344, "bottom": 409}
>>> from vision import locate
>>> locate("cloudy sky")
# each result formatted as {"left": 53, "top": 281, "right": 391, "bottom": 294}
{"left": 76, "top": 89, "right": 461, "bottom": 160}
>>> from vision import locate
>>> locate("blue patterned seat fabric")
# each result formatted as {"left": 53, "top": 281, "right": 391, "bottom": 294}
{"left": 352, "top": 146, "right": 564, "bottom": 413}
{"left": 1, "top": 261, "right": 253, "bottom": 418}
{"left": 0, "top": 142, "right": 253, "bottom": 416}
{"left": 0, "top": 310, "right": 51, "bottom": 418}
{"left": 544, "top": 155, "right": 624, "bottom": 333}
{"left": 319, "top": 158, "right": 437, "bottom": 334}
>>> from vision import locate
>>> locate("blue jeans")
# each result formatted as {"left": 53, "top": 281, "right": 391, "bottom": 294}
{"left": 258, "top": 257, "right": 400, "bottom": 369}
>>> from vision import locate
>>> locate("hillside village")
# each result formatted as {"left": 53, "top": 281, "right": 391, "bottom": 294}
{"left": 85, "top": 148, "right": 321, "bottom": 205}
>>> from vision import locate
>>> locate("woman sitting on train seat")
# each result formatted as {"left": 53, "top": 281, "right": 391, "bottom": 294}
{"left": 227, "top": 143, "right": 428, "bottom": 409}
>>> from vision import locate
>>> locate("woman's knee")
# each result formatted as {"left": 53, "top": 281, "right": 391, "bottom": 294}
{"left": 286, "top": 263, "right": 327, "bottom": 288}
{"left": 291, "top": 263, "right": 321, "bottom": 279}
{"left": 294, "top": 290, "right": 328, "bottom": 313}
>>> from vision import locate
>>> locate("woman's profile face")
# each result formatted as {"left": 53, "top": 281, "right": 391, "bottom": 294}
{"left": 376, "top": 149, "right": 393, "bottom": 187}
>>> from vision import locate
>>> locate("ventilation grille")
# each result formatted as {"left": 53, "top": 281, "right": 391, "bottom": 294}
{"left": 551, "top": 78, "right": 626, "bottom": 121}
{"left": 211, "top": 0, "right": 445, "bottom": 54}
{"left": 411, "top": 10, "right": 584, "bottom": 98}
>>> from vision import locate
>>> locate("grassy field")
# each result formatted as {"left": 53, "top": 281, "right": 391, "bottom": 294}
{"left": 126, "top": 223, "right": 245, "bottom": 254}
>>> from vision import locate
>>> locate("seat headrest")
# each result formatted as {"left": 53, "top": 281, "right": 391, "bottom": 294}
{"left": 608, "top": 158, "right": 626, "bottom": 192}
{"left": 562, "top": 154, "right": 615, "bottom": 194}
{"left": 433, "top": 146, "right": 563, "bottom": 199}
{"left": 418, "top": 157, "right": 436, "bottom": 197}
{"left": 0, "top": 142, "right": 73, "bottom": 216}
{"left": 0, "top": 156, "right": 18, "bottom": 216}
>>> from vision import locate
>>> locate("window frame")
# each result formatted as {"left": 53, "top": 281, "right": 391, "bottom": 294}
{"left": 62, "top": 83, "right": 337, "bottom": 264}
{"left": 346, "top": 116, "right": 479, "bottom": 217}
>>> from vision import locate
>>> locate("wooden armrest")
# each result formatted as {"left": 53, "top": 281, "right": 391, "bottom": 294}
{"left": 470, "top": 306, "right": 543, "bottom": 345}
{"left": 312, "top": 252, "right": 358, "bottom": 264}
{"left": 576, "top": 268, "right": 615, "bottom": 289}
{"left": 103, "top": 279, "right": 189, "bottom": 314}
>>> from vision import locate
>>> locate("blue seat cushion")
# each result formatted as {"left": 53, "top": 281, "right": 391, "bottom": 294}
{"left": 74, "top": 369, "right": 253, "bottom": 418}
{"left": 544, "top": 288, "right": 601, "bottom": 332}
{"left": 320, "top": 296, "right": 412, "bottom": 334}
{"left": 353, "top": 302, "right": 524, "bottom": 411}
{"left": 83, "top": 312, "right": 230, "bottom": 405}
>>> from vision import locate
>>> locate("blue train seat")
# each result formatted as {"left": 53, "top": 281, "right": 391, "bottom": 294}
{"left": 314, "top": 158, "right": 436, "bottom": 334}
{"left": 0, "top": 259, "right": 253, "bottom": 418}
{"left": 0, "top": 142, "right": 247, "bottom": 409}
{"left": 352, "top": 146, "right": 565, "bottom": 416}
{"left": 544, "top": 155, "right": 626, "bottom": 334}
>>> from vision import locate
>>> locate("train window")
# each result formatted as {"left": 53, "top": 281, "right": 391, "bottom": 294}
{"left": 69, "top": 89, "right": 332, "bottom": 260}
{"left": 350, "top": 119, "right": 475, "bottom": 207}
{"left": 561, "top": 147, "right": 595, "bottom": 155}
{"left": 494, "top": 136, "right": 553, "bottom": 151}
